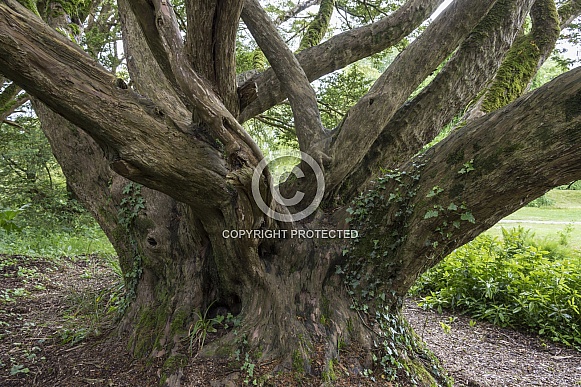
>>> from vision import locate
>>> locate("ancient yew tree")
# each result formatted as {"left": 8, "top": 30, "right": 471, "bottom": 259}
{"left": 1, "top": 0, "right": 580, "bottom": 384}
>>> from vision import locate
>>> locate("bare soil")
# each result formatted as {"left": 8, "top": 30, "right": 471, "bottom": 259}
{"left": 0, "top": 254, "right": 579, "bottom": 386}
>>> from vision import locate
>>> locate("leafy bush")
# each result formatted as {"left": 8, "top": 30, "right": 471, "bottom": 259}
{"left": 0, "top": 116, "right": 115, "bottom": 259}
{"left": 0, "top": 204, "right": 28, "bottom": 233}
{"left": 526, "top": 194, "right": 555, "bottom": 207}
{"left": 411, "top": 227, "right": 581, "bottom": 349}
{"left": 557, "top": 180, "right": 581, "bottom": 190}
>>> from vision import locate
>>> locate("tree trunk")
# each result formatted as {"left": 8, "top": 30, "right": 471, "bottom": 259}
{"left": 1, "top": 1, "right": 581, "bottom": 386}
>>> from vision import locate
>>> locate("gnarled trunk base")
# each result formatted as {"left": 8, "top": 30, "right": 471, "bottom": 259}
{"left": 118, "top": 228, "right": 451, "bottom": 386}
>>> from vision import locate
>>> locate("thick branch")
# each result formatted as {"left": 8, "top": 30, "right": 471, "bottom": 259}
{"left": 0, "top": 0, "right": 231, "bottom": 209}
{"left": 355, "top": 67, "right": 581, "bottom": 296}
{"left": 118, "top": 0, "right": 191, "bottom": 130}
{"left": 406, "top": 67, "right": 581, "bottom": 285}
{"left": 124, "top": 0, "right": 187, "bottom": 103}
{"left": 479, "top": 0, "right": 561, "bottom": 114}
{"left": 238, "top": 0, "right": 445, "bottom": 121}
{"left": 336, "top": 0, "right": 536, "bottom": 201}
{"left": 127, "top": 0, "right": 263, "bottom": 167}
{"left": 242, "top": 0, "right": 328, "bottom": 155}
{"left": 325, "top": 0, "right": 496, "bottom": 192}
{"left": 185, "top": 0, "right": 242, "bottom": 113}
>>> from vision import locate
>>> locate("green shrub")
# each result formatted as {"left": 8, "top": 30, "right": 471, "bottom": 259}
{"left": 557, "top": 180, "right": 581, "bottom": 190}
{"left": 0, "top": 224, "right": 114, "bottom": 259}
{"left": 526, "top": 194, "right": 555, "bottom": 207}
{"left": 0, "top": 204, "right": 29, "bottom": 233}
{"left": 411, "top": 226, "right": 581, "bottom": 349}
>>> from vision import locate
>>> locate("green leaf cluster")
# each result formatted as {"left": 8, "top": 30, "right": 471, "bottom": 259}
{"left": 411, "top": 226, "right": 581, "bottom": 349}
{"left": 0, "top": 205, "right": 28, "bottom": 233}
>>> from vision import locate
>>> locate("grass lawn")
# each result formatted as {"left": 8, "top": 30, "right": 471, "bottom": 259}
{"left": 485, "top": 189, "right": 581, "bottom": 250}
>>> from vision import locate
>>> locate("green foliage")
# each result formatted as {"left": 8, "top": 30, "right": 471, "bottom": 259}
{"left": 187, "top": 304, "right": 224, "bottom": 356}
{"left": 318, "top": 64, "right": 375, "bottom": 128}
{"left": 0, "top": 116, "right": 59, "bottom": 207}
{"left": 0, "top": 112, "right": 115, "bottom": 256}
{"left": 526, "top": 193, "right": 555, "bottom": 207}
{"left": 339, "top": 166, "right": 452, "bottom": 385}
{"left": 16, "top": 0, "right": 40, "bottom": 16}
{"left": 240, "top": 352, "right": 257, "bottom": 385}
{"left": 0, "top": 113, "right": 115, "bottom": 256}
{"left": 530, "top": 56, "right": 569, "bottom": 90}
{"left": 10, "top": 363, "right": 30, "bottom": 376}
{"left": 241, "top": 50, "right": 392, "bottom": 153}
{"left": 0, "top": 224, "right": 114, "bottom": 259}
{"left": 116, "top": 182, "right": 145, "bottom": 309}
{"left": 186, "top": 304, "right": 240, "bottom": 357}
{"left": 558, "top": 180, "right": 581, "bottom": 190}
{"left": 81, "top": 0, "right": 123, "bottom": 73}
{"left": 0, "top": 116, "right": 104, "bottom": 242}
{"left": 334, "top": 0, "right": 405, "bottom": 26}
{"left": 118, "top": 182, "right": 145, "bottom": 231}
{"left": 0, "top": 205, "right": 28, "bottom": 233}
{"left": 411, "top": 227, "right": 581, "bottom": 349}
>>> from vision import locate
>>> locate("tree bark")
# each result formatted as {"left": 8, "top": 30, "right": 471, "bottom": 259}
{"left": 1, "top": 0, "right": 581, "bottom": 385}
{"left": 335, "top": 0, "right": 536, "bottom": 200}
{"left": 238, "top": 0, "right": 445, "bottom": 121}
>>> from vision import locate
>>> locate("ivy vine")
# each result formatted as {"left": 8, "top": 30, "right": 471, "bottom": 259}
{"left": 117, "top": 182, "right": 145, "bottom": 311}
{"left": 338, "top": 162, "right": 452, "bottom": 385}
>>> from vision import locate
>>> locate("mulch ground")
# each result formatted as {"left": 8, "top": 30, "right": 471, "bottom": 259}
{"left": 0, "top": 254, "right": 579, "bottom": 386}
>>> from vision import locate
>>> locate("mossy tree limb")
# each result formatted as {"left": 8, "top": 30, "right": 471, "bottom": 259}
{"left": 298, "top": 0, "right": 335, "bottom": 51}
{"left": 480, "top": 0, "right": 561, "bottom": 113}
{"left": 0, "top": 83, "right": 29, "bottom": 122}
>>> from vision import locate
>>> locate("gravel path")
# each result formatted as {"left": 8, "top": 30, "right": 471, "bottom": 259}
{"left": 404, "top": 300, "right": 581, "bottom": 387}
{"left": 498, "top": 220, "right": 581, "bottom": 224}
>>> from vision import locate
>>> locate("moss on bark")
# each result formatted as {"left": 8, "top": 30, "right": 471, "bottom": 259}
{"left": 16, "top": 0, "right": 40, "bottom": 16}
{"left": 298, "top": 0, "right": 335, "bottom": 51}
{"left": 481, "top": 0, "right": 560, "bottom": 112}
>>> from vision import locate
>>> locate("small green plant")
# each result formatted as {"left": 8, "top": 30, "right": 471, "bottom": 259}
{"left": 0, "top": 204, "right": 29, "bottom": 233}
{"left": 241, "top": 353, "right": 257, "bottom": 385}
{"left": 439, "top": 321, "right": 451, "bottom": 334}
{"left": 0, "top": 287, "right": 28, "bottom": 303}
{"left": 457, "top": 159, "right": 475, "bottom": 174}
{"left": 59, "top": 326, "right": 95, "bottom": 345}
{"left": 10, "top": 363, "right": 29, "bottom": 375}
{"left": 187, "top": 303, "right": 225, "bottom": 356}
